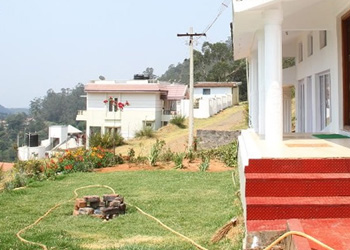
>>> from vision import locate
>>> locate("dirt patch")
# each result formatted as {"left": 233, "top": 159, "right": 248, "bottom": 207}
{"left": 95, "top": 159, "right": 232, "bottom": 173}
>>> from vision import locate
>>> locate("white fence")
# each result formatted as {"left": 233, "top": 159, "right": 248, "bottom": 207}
{"left": 181, "top": 94, "right": 233, "bottom": 118}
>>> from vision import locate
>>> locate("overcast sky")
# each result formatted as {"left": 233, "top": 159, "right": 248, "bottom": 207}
{"left": 0, "top": 0, "right": 232, "bottom": 108}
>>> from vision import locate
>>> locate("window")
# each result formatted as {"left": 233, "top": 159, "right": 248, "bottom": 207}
{"left": 203, "top": 89, "right": 211, "bottom": 95}
{"left": 318, "top": 71, "right": 331, "bottom": 130}
{"left": 109, "top": 97, "right": 118, "bottom": 112}
{"left": 298, "top": 79, "right": 306, "bottom": 132}
{"left": 143, "top": 121, "right": 154, "bottom": 128}
{"left": 298, "top": 42, "right": 303, "bottom": 62}
{"left": 307, "top": 34, "right": 313, "bottom": 56}
{"left": 320, "top": 30, "right": 327, "bottom": 49}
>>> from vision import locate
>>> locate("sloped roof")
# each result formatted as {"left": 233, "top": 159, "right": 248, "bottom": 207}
{"left": 160, "top": 84, "right": 188, "bottom": 100}
{"left": 85, "top": 83, "right": 168, "bottom": 94}
{"left": 68, "top": 125, "right": 82, "bottom": 134}
{"left": 194, "top": 82, "right": 240, "bottom": 88}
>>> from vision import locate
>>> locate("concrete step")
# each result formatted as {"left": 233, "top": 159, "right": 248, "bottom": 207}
{"left": 246, "top": 158, "right": 350, "bottom": 173}
{"left": 246, "top": 173, "right": 350, "bottom": 197}
{"left": 246, "top": 196, "right": 350, "bottom": 220}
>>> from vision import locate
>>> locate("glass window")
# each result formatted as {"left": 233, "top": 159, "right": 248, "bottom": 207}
{"left": 320, "top": 30, "right": 327, "bottom": 49}
{"left": 318, "top": 71, "right": 331, "bottom": 130}
{"left": 109, "top": 98, "right": 118, "bottom": 112}
{"left": 203, "top": 89, "right": 211, "bottom": 95}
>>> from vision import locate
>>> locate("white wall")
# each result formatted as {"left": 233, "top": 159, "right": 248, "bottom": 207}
{"left": 194, "top": 87, "right": 233, "bottom": 98}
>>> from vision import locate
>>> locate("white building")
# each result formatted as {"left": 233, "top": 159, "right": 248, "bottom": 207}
{"left": 194, "top": 82, "right": 240, "bottom": 105}
{"left": 76, "top": 80, "right": 187, "bottom": 147}
{"left": 233, "top": 0, "right": 350, "bottom": 247}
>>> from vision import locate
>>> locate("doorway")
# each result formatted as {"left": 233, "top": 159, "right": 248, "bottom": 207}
{"left": 342, "top": 11, "right": 350, "bottom": 128}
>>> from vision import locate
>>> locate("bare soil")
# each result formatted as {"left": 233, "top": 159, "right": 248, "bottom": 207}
{"left": 94, "top": 158, "right": 232, "bottom": 173}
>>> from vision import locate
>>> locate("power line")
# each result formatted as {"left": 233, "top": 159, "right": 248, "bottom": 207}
{"left": 195, "top": 0, "right": 231, "bottom": 43}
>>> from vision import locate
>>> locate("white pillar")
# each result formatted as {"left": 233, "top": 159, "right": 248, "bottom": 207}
{"left": 264, "top": 9, "right": 283, "bottom": 143}
{"left": 250, "top": 51, "right": 259, "bottom": 132}
{"left": 257, "top": 31, "right": 265, "bottom": 135}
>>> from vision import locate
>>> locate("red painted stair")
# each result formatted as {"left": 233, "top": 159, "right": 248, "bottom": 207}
{"left": 245, "top": 158, "right": 350, "bottom": 232}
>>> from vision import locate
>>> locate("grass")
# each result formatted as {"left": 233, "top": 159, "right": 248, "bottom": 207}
{"left": 116, "top": 104, "right": 247, "bottom": 157}
{"left": 0, "top": 170, "right": 243, "bottom": 250}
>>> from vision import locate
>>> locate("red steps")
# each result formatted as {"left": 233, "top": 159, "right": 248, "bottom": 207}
{"left": 246, "top": 158, "right": 350, "bottom": 173}
{"left": 247, "top": 196, "right": 350, "bottom": 220}
{"left": 246, "top": 173, "right": 350, "bottom": 197}
{"left": 244, "top": 158, "right": 350, "bottom": 233}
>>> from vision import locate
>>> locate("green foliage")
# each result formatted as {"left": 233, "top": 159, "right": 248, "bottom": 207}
{"left": 199, "top": 155, "right": 210, "bottom": 172}
{"left": 159, "top": 39, "right": 248, "bottom": 101}
{"left": 89, "top": 132, "right": 124, "bottom": 149}
{"left": 2, "top": 147, "right": 124, "bottom": 190}
{"left": 173, "top": 152, "right": 185, "bottom": 169}
{"left": 159, "top": 147, "right": 174, "bottom": 162}
{"left": 127, "top": 148, "right": 136, "bottom": 162}
{"left": 148, "top": 139, "right": 165, "bottom": 166}
{"left": 186, "top": 147, "right": 196, "bottom": 163}
{"left": 134, "top": 127, "right": 155, "bottom": 138}
{"left": 170, "top": 115, "right": 186, "bottom": 128}
{"left": 200, "top": 140, "right": 238, "bottom": 167}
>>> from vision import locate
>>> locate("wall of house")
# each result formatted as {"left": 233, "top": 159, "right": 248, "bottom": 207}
{"left": 194, "top": 87, "right": 233, "bottom": 98}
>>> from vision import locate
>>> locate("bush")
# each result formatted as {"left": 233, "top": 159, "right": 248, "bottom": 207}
{"left": 170, "top": 115, "right": 186, "bottom": 128}
{"left": 159, "top": 147, "right": 174, "bottom": 162}
{"left": 173, "top": 152, "right": 185, "bottom": 169}
{"left": 148, "top": 139, "right": 165, "bottom": 166}
{"left": 199, "top": 155, "right": 210, "bottom": 172}
{"left": 89, "top": 132, "right": 124, "bottom": 149}
{"left": 134, "top": 127, "right": 155, "bottom": 138}
{"left": 200, "top": 140, "right": 238, "bottom": 167}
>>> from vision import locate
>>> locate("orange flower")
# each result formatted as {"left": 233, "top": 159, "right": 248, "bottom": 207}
{"left": 64, "top": 165, "right": 73, "bottom": 170}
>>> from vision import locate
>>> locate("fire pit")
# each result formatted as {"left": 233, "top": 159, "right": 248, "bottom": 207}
{"left": 73, "top": 194, "right": 126, "bottom": 220}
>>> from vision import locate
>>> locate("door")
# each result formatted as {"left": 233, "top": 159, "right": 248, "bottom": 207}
{"left": 343, "top": 12, "right": 350, "bottom": 128}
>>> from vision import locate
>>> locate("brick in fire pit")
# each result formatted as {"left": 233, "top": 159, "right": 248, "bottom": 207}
{"left": 84, "top": 195, "right": 100, "bottom": 203}
{"left": 74, "top": 198, "right": 87, "bottom": 210}
{"left": 103, "top": 194, "right": 120, "bottom": 202}
{"left": 78, "top": 207, "right": 94, "bottom": 215}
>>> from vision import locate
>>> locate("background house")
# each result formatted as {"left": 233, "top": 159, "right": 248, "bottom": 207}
{"left": 76, "top": 79, "right": 187, "bottom": 147}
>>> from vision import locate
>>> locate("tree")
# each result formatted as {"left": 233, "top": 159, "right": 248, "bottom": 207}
{"left": 159, "top": 39, "right": 247, "bottom": 101}
{"left": 143, "top": 67, "right": 157, "bottom": 79}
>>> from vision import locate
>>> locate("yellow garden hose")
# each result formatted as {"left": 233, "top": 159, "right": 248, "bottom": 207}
{"left": 263, "top": 230, "right": 335, "bottom": 250}
{"left": 16, "top": 184, "right": 208, "bottom": 250}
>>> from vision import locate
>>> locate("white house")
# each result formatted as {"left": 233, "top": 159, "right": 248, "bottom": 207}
{"left": 76, "top": 80, "right": 187, "bottom": 146}
{"left": 194, "top": 82, "right": 240, "bottom": 105}
{"left": 233, "top": 0, "right": 350, "bottom": 248}
{"left": 18, "top": 125, "right": 83, "bottom": 160}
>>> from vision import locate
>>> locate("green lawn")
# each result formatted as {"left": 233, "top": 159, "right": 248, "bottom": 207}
{"left": 0, "top": 170, "right": 243, "bottom": 250}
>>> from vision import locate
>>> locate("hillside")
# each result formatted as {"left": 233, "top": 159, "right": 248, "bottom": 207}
{"left": 116, "top": 103, "right": 247, "bottom": 156}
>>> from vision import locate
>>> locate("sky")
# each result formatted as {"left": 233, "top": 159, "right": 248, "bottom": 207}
{"left": 0, "top": 0, "right": 233, "bottom": 108}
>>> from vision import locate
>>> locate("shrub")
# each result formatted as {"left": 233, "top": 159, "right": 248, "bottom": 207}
{"left": 173, "top": 152, "right": 185, "bottom": 169}
{"left": 200, "top": 140, "right": 238, "bottom": 167}
{"left": 134, "top": 127, "right": 155, "bottom": 138}
{"left": 199, "top": 155, "right": 210, "bottom": 172}
{"left": 170, "top": 115, "right": 186, "bottom": 128}
{"left": 148, "top": 139, "right": 165, "bottom": 166}
{"left": 89, "top": 132, "right": 124, "bottom": 149}
{"left": 127, "top": 148, "right": 136, "bottom": 162}
{"left": 186, "top": 148, "right": 196, "bottom": 163}
{"left": 159, "top": 147, "right": 174, "bottom": 162}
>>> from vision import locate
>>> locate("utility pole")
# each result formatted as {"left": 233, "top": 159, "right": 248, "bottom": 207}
{"left": 177, "top": 28, "right": 206, "bottom": 151}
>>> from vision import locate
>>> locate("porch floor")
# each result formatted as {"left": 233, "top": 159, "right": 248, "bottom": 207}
{"left": 241, "top": 129, "right": 350, "bottom": 159}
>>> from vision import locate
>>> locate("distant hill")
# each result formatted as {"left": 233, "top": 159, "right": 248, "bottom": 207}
{"left": 0, "top": 105, "right": 29, "bottom": 115}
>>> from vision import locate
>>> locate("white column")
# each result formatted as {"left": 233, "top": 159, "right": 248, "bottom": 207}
{"left": 257, "top": 31, "right": 265, "bottom": 135}
{"left": 86, "top": 124, "right": 90, "bottom": 149}
{"left": 264, "top": 9, "right": 283, "bottom": 143}
{"left": 250, "top": 51, "right": 259, "bottom": 132}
